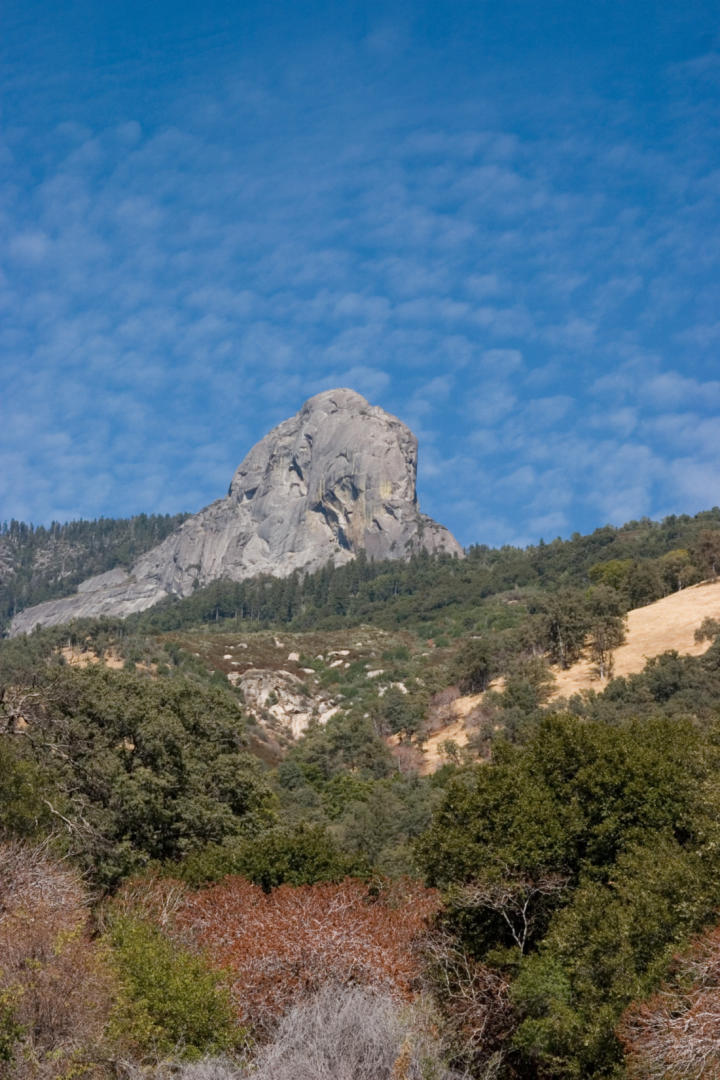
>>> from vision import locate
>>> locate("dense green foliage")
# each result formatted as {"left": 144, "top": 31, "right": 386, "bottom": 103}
{"left": 0, "top": 990, "right": 23, "bottom": 1065}
{"left": 108, "top": 914, "right": 240, "bottom": 1058}
{"left": 272, "top": 709, "right": 441, "bottom": 875}
{"left": 174, "top": 822, "right": 367, "bottom": 889}
{"left": 0, "top": 739, "right": 54, "bottom": 838}
{"left": 4, "top": 664, "right": 275, "bottom": 887}
{"left": 419, "top": 711, "right": 720, "bottom": 1077}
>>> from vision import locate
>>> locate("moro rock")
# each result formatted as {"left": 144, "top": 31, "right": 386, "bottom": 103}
{"left": 10, "top": 389, "right": 462, "bottom": 634}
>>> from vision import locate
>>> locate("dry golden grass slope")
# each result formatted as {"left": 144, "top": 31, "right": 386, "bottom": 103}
{"left": 550, "top": 578, "right": 720, "bottom": 700}
{"left": 420, "top": 692, "right": 486, "bottom": 773}
{"left": 421, "top": 580, "right": 720, "bottom": 772}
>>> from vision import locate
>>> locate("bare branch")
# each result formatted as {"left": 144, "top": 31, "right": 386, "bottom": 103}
{"left": 451, "top": 870, "right": 570, "bottom": 954}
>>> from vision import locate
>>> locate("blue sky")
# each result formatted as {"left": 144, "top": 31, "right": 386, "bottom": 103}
{"left": 2, "top": 0, "right": 720, "bottom": 547}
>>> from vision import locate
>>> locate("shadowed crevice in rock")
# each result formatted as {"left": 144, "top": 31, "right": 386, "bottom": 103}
{"left": 9, "top": 388, "right": 463, "bottom": 635}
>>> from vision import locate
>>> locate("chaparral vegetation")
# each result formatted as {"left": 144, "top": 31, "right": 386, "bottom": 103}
{"left": 4, "top": 508, "right": 720, "bottom": 1077}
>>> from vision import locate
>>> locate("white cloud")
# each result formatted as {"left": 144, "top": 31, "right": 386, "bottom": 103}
{"left": 480, "top": 348, "right": 524, "bottom": 374}
{"left": 542, "top": 317, "right": 597, "bottom": 350}
{"left": 589, "top": 407, "right": 638, "bottom": 437}
{"left": 677, "top": 321, "right": 720, "bottom": 347}
{"left": 2, "top": 40, "right": 720, "bottom": 550}
{"left": 668, "top": 460, "right": 720, "bottom": 507}
{"left": 466, "top": 386, "right": 517, "bottom": 426}
{"left": 465, "top": 273, "right": 505, "bottom": 298}
{"left": 310, "top": 365, "right": 391, "bottom": 400}
{"left": 645, "top": 372, "right": 720, "bottom": 408}
{"left": 9, "top": 230, "right": 51, "bottom": 262}
{"left": 522, "top": 395, "right": 574, "bottom": 427}
{"left": 529, "top": 511, "right": 568, "bottom": 537}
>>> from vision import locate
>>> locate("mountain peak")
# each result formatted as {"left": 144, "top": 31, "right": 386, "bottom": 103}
{"left": 301, "top": 387, "right": 371, "bottom": 411}
{"left": 10, "top": 390, "right": 462, "bottom": 635}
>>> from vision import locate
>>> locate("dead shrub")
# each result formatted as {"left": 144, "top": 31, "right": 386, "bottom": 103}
{"left": 422, "top": 931, "right": 514, "bottom": 1077}
{"left": 174, "top": 877, "right": 440, "bottom": 1034}
{"left": 619, "top": 923, "right": 720, "bottom": 1078}
{"left": 246, "top": 983, "right": 460, "bottom": 1080}
{"left": 169, "top": 985, "right": 463, "bottom": 1080}
{"left": 0, "top": 840, "right": 114, "bottom": 1078}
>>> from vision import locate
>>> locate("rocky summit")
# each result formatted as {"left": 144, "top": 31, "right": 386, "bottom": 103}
{"left": 10, "top": 389, "right": 462, "bottom": 634}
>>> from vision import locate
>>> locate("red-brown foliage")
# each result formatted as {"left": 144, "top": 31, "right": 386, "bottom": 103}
{"left": 0, "top": 841, "right": 114, "bottom": 1078}
{"left": 619, "top": 923, "right": 720, "bottom": 1079}
{"left": 174, "top": 877, "right": 440, "bottom": 1033}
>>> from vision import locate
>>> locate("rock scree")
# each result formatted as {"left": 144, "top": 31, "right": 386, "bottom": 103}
{"left": 10, "top": 388, "right": 462, "bottom": 634}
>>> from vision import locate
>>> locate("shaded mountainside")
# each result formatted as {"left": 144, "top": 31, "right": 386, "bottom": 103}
{"left": 4, "top": 504, "right": 720, "bottom": 638}
{"left": 66, "top": 505, "right": 720, "bottom": 637}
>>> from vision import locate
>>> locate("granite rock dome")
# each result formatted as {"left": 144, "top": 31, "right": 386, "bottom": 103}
{"left": 10, "top": 389, "right": 462, "bottom": 634}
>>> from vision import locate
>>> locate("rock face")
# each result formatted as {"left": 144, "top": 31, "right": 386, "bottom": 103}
{"left": 232, "top": 668, "right": 338, "bottom": 740}
{"left": 10, "top": 389, "right": 462, "bottom": 635}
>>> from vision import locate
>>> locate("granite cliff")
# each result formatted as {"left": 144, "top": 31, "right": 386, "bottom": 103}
{"left": 10, "top": 389, "right": 462, "bottom": 634}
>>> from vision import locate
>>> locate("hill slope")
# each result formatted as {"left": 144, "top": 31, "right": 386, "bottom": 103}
{"left": 550, "top": 579, "right": 720, "bottom": 699}
{"left": 422, "top": 579, "right": 720, "bottom": 768}
{"left": 0, "top": 514, "right": 188, "bottom": 629}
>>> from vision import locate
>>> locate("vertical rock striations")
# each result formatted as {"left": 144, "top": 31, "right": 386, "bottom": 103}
{"left": 9, "top": 389, "right": 462, "bottom": 634}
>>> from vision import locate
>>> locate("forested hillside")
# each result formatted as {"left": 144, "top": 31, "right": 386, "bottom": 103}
{"left": 5, "top": 506, "right": 720, "bottom": 637}
{"left": 4, "top": 508, "right": 720, "bottom": 1078}
{"left": 0, "top": 513, "right": 188, "bottom": 628}
{"left": 119, "top": 507, "right": 720, "bottom": 635}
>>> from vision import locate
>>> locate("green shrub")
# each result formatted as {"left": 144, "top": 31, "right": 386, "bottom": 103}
{"left": 381, "top": 645, "right": 410, "bottom": 661}
{"left": 418, "top": 713, "right": 720, "bottom": 1077}
{"left": 0, "top": 740, "right": 53, "bottom": 837}
{"left": 451, "top": 636, "right": 497, "bottom": 692}
{"left": 0, "top": 988, "right": 23, "bottom": 1064}
{"left": 108, "top": 916, "right": 242, "bottom": 1059}
{"left": 175, "top": 823, "right": 366, "bottom": 890}
{"left": 23, "top": 665, "right": 277, "bottom": 887}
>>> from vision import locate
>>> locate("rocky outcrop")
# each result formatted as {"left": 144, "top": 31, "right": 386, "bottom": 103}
{"left": 233, "top": 668, "right": 339, "bottom": 739}
{"left": 10, "top": 388, "right": 462, "bottom": 635}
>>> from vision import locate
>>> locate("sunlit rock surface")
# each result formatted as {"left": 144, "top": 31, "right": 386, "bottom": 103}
{"left": 10, "top": 389, "right": 462, "bottom": 634}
